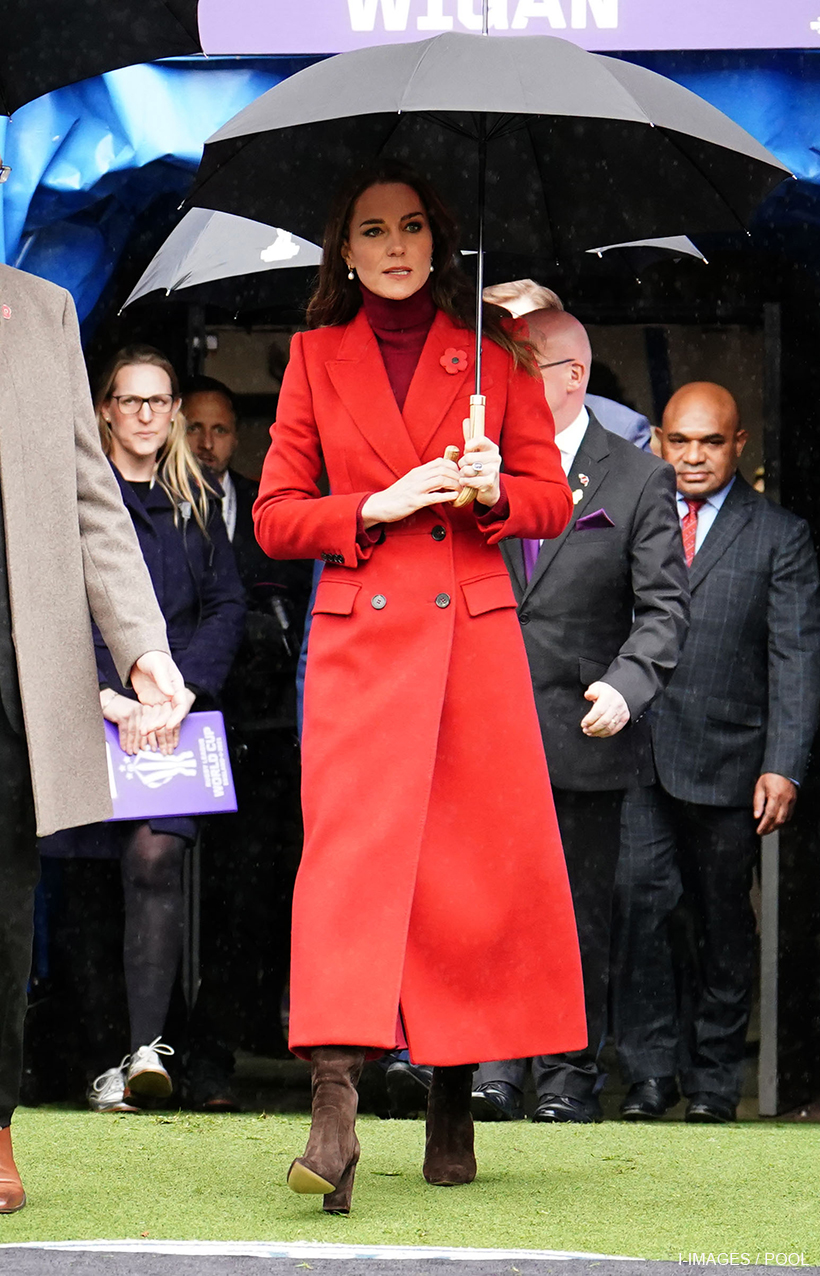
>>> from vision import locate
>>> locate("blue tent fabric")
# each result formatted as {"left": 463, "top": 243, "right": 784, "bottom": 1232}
{"left": 0, "top": 60, "right": 293, "bottom": 318}
{"left": 2, "top": 49, "right": 820, "bottom": 323}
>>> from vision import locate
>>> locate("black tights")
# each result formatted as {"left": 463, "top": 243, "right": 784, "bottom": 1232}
{"left": 120, "top": 824, "right": 186, "bottom": 1054}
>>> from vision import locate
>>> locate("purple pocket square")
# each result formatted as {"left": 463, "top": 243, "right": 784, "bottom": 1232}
{"left": 575, "top": 508, "right": 615, "bottom": 530}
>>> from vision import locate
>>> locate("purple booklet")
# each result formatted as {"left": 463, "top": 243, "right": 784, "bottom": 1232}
{"left": 105, "top": 710, "right": 237, "bottom": 821}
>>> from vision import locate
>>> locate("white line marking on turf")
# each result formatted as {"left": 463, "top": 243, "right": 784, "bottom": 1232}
{"left": 0, "top": 1240, "right": 644, "bottom": 1261}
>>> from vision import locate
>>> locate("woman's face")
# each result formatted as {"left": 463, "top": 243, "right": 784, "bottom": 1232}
{"left": 342, "top": 181, "right": 434, "bottom": 301}
{"left": 103, "top": 363, "right": 179, "bottom": 463}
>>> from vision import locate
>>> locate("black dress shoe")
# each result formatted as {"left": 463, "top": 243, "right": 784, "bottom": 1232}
{"left": 532, "top": 1093, "right": 603, "bottom": 1124}
{"left": 620, "top": 1076, "right": 680, "bottom": 1121}
{"left": 385, "top": 1061, "right": 433, "bottom": 1119}
{"left": 471, "top": 1081, "right": 524, "bottom": 1122}
{"left": 685, "top": 1092, "right": 736, "bottom": 1124}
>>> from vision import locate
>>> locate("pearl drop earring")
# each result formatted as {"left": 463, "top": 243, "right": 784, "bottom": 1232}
{"left": 347, "top": 266, "right": 355, "bottom": 281}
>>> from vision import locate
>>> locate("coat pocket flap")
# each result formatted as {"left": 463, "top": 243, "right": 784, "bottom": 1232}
{"left": 705, "top": 696, "right": 763, "bottom": 728}
{"left": 312, "top": 579, "right": 361, "bottom": 616}
{"left": 460, "top": 573, "right": 518, "bottom": 617}
{"left": 579, "top": 657, "right": 609, "bottom": 686}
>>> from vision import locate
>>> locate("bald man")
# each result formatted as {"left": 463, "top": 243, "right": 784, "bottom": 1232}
{"left": 613, "top": 383, "right": 820, "bottom": 1123}
{"left": 482, "top": 280, "right": 652, "bottom": 450}
{"left": 472, "top": 309, "right": 689, "bottom": 1124}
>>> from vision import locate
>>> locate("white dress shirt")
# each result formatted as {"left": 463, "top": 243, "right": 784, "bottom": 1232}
{"left": 220, "top": 469, "right": 237, "bottom": 543}
{"left": 676, "top": 474, "right": 735, "bottom": 556}
{"left": 556, "top": 406, "right": 590, "bottom": 477}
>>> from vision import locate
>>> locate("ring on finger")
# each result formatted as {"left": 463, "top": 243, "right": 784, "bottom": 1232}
{"left": 472, "top": 460, "right": 484, "bottom": 472}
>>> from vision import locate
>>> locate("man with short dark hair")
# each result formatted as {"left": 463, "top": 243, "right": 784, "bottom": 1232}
{"left": 613, "top": 382, "right": 820, "bottom": 1124}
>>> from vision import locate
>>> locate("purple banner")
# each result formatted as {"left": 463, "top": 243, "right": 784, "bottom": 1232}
{"left": 105, "top": 710, "right": 237, "bottom": 821}
{"left": 199, "top": 0, "right": 820, "bottom": 54}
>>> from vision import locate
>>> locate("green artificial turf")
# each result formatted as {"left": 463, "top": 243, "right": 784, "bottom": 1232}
{"left": 1, "top": 1108, "right": 818, "bottom": 1262}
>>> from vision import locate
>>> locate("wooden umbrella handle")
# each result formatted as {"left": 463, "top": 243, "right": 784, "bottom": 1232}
{"left": 452, "top": 394, "right": 486, "bottom": 508}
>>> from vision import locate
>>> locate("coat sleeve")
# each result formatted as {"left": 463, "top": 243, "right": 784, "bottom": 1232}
{"left": 472, "top": 354, "right": 572, "bottom": 544}
{"left": 172, "top": 502, "right": 247, "bottom": 698}
{"left": 253, "top": 333, "right": 379, "bottom": 569}
{"left": 596, "top": 463, "right": 690, "bottom": 720}
{"left": 64, "top": 293, "right": 170, "bottom": 682}
{"left": 762, "top": 516, "right": 820, "bottom": 783}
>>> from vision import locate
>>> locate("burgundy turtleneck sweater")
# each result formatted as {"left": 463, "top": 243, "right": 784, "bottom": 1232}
{"left": 360, "top": 280, "right": 436, "bottom": 410}
{"left": 355, "top": 280, "right": 508, "bottom": 539}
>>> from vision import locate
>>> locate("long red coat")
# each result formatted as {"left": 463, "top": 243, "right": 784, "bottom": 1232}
{"left": 254, "top": 307, "right": 586, "bottom": 1065}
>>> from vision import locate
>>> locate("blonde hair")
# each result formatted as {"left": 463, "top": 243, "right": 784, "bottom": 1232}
{"left": 482, "top": 279, "right": 564, "bottom": 315}
{"left": 96, "top": 345, "right": 214, "bottom": 534}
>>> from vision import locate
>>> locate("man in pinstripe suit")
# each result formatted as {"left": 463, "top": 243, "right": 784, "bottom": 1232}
{"left": 613, "top": 382, "right": 820, "bottom": 1124}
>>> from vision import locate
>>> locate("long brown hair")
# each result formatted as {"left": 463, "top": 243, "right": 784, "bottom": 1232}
{"left": 95, "top": 344, "right": 214, "bottom": 534}
{"left": 307, "top": 159, "right": 535, "bottom": 373}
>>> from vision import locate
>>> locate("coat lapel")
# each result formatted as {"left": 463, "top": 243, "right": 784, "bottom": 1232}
{"left": 521, "top": 415, "right": 611, "bottom": 600}
{"left": 403, "top": 312, "right": 493, "bottom": 460}
{"left": 688, "top": 475, "right": 757, "bottom": 591}
{"left": 325, "top": 309, "right": 421, "bottom": 480}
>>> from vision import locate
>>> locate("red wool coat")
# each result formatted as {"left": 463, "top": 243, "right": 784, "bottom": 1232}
{"left": 254, "top": 307, "right": 587, "bottom": 1065}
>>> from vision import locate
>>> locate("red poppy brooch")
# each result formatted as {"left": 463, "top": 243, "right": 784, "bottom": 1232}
{"left": 440, "top": 347, "right": 468, "bottom": 374}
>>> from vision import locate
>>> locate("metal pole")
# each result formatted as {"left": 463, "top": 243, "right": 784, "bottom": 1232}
{"left": 483, "top": 0, "right": 489, "bottom": 34}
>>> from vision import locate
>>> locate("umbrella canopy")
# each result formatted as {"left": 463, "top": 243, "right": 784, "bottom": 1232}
{"left": 586, "top": 235, "right": 708, "bottom": 271}
{"left": 121, "top": 208, "right": 322, "bottom": 313}
{"left": 187, "top": 32, "right": 790, "bottom": 259}
{"left": 0, "top": 0, "right": 201, "bottom": 115}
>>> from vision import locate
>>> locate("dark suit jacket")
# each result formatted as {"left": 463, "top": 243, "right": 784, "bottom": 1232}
{"left": 503, "top": 415, "right": 689, "bottom": 791}
{"left": 651, "top": 475, "right": 820, "bottom": 807}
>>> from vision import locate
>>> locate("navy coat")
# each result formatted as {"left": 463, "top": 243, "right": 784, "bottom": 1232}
{"left": 95, "top": 466, "right": 246, "bottom": 701}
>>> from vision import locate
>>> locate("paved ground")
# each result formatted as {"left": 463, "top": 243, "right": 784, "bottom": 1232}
{"left": 0, "top": 1248, "right": 817, "bottom": 1276}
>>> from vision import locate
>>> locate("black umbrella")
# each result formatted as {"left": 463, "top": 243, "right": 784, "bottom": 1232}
{"left": 0, "top": 0, "right": 201, "bottom": 116}
{"left": 186, "top": 26, "right": 789, "bottom": 491}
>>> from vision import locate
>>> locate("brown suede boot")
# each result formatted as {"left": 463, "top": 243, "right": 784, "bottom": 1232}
{"left": 423, "top": 1064, "right": 477, "bottom": 1186}
{"left": 287, "top": 1046, "right": 366, "bottom": 1213}
{"left": 0, "top": 1126, "right": 26, "bottom": 1213}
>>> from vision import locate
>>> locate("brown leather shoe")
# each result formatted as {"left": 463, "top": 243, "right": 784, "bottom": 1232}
{"left": 287, "top": 1046, "right": 366, "bottom": 1214}
{"left": 0, "top": 1126, "right": 26, "bottom": 1213}
{"left": 423, "top": 1064, "right": 477, "bottom": 1186}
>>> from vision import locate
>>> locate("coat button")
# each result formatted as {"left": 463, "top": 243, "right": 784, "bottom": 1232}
{"left": 371, "top": 594, "right": 387, "bottom": 610}
{"left": 435, "top": 593, "right": 451, "bottom": 608}
{"left": 519, "top": 612, "right": 530, "bottom": 624}
{"left": 431, "top": 525, "right": 446, "bottom": 541}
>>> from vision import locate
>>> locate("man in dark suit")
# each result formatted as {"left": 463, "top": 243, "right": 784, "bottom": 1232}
{"left": 181, "top": 377, "right": 310, "bottom": 1108}
{"left": 472, "top": 309, "right": 689, "bottom": 1123}
{"left": 612, "top": 382, "right": 820, "bottom": 1124}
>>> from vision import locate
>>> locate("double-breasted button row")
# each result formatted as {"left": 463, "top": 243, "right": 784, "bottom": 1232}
{"left": 431, "top": 525, "right": 447, "bottom": 541}
{"left": 321, "top": 551, "right": 344, "bottom": 564}
{"left": 371, "top": 593, "right": 451, "bottom": 609}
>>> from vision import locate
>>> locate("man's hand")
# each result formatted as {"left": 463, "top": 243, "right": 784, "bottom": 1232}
{"left": 130, "top": 651, "right": 188, "bottom": 730}
{"left": 144, "top": 688, "right": 197, "bottom": 756}
{"left": 753, "top": 773, "right": 797, "bottom": 836}
{"left": 581, "top": 682, "right": 630, "bottom": 738}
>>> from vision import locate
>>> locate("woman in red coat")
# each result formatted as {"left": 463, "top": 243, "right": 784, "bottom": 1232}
{"left": 254, "top": 160, "right": 585, "bottom": 1214}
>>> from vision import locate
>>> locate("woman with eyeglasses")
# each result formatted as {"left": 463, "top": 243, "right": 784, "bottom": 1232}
{"left": 40, "top": 345, "right": 245, "bottom": 1113}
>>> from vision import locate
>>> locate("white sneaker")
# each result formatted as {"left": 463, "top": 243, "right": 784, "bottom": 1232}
{"left": 88, "top": 1059, "right": 140, "bottom": 1113}
{"left": 126, "top": 1038, "right": 174, "bottom": 1098}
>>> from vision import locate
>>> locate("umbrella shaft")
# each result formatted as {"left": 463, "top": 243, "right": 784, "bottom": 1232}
{"left": 474, "top": 125, "right": 487, "bottom": 399}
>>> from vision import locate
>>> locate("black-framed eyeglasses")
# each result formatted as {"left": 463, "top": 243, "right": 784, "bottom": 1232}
{"left": 537, "top": 358, "right": 575, "bottom": 370}
{"left": 110, "top": 394, "right": 175, "bottom": 415}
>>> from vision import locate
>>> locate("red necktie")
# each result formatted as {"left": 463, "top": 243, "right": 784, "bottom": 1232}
{"left": 681, "top": 498, "right": 705, "bottom": 567}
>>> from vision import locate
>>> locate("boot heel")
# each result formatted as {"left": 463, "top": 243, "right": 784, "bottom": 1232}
{"left": 323, "top": 1155, "right": 358, "bottom": 1214}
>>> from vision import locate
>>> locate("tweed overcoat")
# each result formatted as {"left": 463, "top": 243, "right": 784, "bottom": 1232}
{"left": 0, "top": 264, "right": 169, "bottom": 836}
{"left": 254, "top": 308, "right": 587, "bottom": 1065}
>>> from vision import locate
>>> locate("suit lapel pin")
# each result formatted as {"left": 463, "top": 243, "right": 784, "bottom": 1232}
{"left": 1, "top": 303, "right": 11, "bottom": 320}
{"left": 572, "top": 489, "right": 584, "bottom": 505}
{"left": 579, "top": 473, "right": 589, "bottom": 486}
